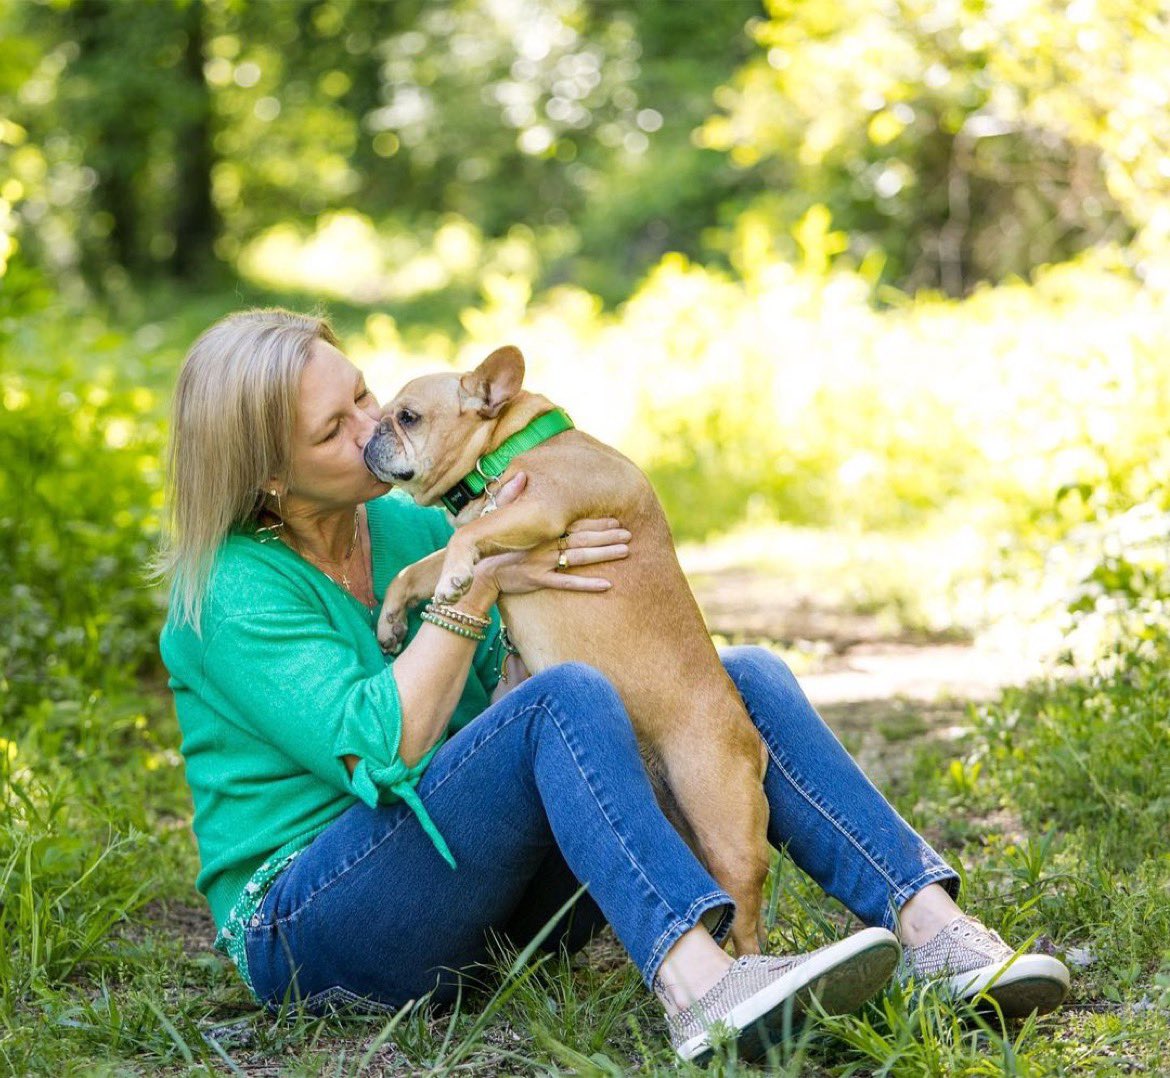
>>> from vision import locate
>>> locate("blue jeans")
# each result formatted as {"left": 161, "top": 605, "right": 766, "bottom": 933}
{"left": 245, "top": 647, "right": 958, "bottom": 1012}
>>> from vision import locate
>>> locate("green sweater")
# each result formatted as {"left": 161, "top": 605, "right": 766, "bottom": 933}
{"left": 160, "top": 492, "right": 502, "bottom": 930}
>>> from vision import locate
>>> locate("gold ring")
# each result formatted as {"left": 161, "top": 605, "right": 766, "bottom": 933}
{"left": 556, "top": 535, "right": 569, "bottom": 552}
{"left": 556, "top": 552, "right": 570, "bottom": 571}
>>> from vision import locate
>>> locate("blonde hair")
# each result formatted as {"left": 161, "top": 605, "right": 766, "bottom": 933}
{"left": 153, "top": 307, "right": 340, "bottom": 630}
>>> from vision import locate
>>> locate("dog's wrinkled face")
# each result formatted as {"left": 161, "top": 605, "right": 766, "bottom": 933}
{"left": 363, "top": 346, "right": 525, "bottom": 506}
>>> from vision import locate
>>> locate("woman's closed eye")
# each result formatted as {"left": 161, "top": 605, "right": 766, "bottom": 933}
{"left": 320, "top": 390, "right": 374, "bottom": 441}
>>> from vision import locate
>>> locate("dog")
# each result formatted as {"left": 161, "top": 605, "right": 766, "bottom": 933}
{"left": 363, "top": 345, "right": 771, "bottom": 955}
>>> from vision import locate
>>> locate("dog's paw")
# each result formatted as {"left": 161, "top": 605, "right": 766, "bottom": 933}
{"left": 377, "top": 606, "right": 409, "bottom": 655}
{"left": 435, "top": 570, "right": 474, "bottom": 605}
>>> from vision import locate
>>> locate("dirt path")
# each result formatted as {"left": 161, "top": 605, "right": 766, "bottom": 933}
{"left": 687, "top": 561, "right": 1042, "bottom": 786}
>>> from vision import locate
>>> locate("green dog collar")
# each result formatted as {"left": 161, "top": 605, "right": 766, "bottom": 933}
{"left": 441, "top": 407, "right": 575, "bottom": 515}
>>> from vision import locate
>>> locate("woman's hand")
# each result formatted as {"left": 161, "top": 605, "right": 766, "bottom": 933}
{"left": 480, "top": 517, "right": 631, "bottom": 595}
{"left": 472, "top": 471, "right": 631, "bottom": 597}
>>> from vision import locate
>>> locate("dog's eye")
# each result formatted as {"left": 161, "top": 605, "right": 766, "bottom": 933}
{"left": 397, "top": 408, "right": 419, "bottom": 427}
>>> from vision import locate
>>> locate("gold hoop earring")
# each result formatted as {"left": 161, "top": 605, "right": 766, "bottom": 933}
{"left": 256, "top": 487, "right": 285, "bottom": 543}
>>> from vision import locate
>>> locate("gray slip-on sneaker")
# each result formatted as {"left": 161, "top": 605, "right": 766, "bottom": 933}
{"left": 658, "top": 926, "right": 901, "bottom": 1065}
{"left": 902, "top": 915, "right": 1070, "bottom": 1018}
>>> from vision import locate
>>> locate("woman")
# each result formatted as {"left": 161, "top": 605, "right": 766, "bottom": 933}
{"left": 158, "top": 308, "right": 1069, "bottom": 1064}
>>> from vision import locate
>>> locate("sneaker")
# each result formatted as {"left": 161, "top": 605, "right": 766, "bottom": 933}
{"left": 902, "top": 915, "right": 1070, "bottom": 1018}
{"left": 658, "top": 926, "right": 901, "bottom": 1065}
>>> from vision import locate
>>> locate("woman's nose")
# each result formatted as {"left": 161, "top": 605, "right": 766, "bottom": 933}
{"left": 355, "top": 406, "right": 379, "bottom": 445}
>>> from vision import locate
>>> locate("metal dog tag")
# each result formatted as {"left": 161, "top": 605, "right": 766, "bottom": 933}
{"left": 479, "top": 475, "right": 502, "bottom": 515}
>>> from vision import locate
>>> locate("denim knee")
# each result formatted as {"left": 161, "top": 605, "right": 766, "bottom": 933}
{"left": 721, "top": 644, "right": 797, "bottom": 689}
{"left": 524, "top": 660, "right": 636, "bottom": 744}
{"left": 527, "top": 661, "right": 626, "bottom": 719}
{"left": 720, "top": 645, "right": 809, "bottom": 730}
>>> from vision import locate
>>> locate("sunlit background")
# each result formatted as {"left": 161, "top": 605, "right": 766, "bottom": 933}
{"left": 5, "top": 0, "right": 1169, "bottom": 661}
{"left": 4, "top": 1, "right": 1170, "bottom": 1068}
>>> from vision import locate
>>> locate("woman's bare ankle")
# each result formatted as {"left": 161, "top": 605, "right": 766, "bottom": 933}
{"left": 898, "top": 883, "right": 963, "bottom": 947}
{"left": 653, "top": 925, "right": 735, "bottom": 1014}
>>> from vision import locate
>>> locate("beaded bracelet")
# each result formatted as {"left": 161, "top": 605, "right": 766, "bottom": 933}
{"left": 427, "top": 601, "right": 491, "bottom": 629}
{"left": 420, "top": 610, "right": 487, "bottom": 642}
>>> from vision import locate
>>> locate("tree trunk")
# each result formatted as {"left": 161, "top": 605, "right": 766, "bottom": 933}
{"left": 71, "top": 0, "right": 142, "bottom": 284}
{"left": 170, "top": 0, "right": 218, "bottom": 279}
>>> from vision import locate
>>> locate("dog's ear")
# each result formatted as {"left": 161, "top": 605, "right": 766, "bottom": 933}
{"left": 458, "top": 346, "right": 525, "bottom": 419}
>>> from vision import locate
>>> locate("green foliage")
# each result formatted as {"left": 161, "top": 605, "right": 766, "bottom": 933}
{"left": 700, "top": 0, "right": 1168, "bottom": 293}
{"left": 1, "top": 711, "right": 157, "bottom": 1010}
{"left": 875, "top": 623, "right": 1170, "bottom": 1016}
{"left": 3, "top": 1, "right": 1170, "bottom": 1072}
{"left": 0, "top": 0, "right": 757, "bottom": 303}
{"left": 0, "top": 302, "right": 193, "bottom": 1067}
{"left": 978, "top": 632, "right": 1170, "bottom": 869}
{"left": 7, "top": 0, "right": 1166, "bottom": 302}
{"left": 399, "top": 247, "right": 1170, "bottom": 545}
{"left": 0, "top": 310, "right": 167, "bottom": 725}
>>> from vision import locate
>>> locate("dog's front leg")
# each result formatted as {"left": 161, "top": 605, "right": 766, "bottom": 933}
{"left": 434, "top": 502, "right": 571, "bottom": 605}
{"left": 377, "top": 550, "right": 444, "bottom": 653}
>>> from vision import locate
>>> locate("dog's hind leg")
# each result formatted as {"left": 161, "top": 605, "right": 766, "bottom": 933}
{"left": 657, "top": 701, "right": 772, "bottom": 956}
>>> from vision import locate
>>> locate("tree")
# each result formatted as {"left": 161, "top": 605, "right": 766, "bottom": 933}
{"left": 697, "top": 0, "right": 1167, "bottom": 294}
{"left": 170, "top": 0, "right": 217, "bottom": 279}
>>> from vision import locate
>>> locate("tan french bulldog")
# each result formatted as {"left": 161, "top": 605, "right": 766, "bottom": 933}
{"left": 363, "top": 345, "right": 771, "bottom": 955}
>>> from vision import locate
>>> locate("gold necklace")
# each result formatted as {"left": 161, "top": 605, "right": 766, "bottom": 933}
{"left": 293, "top": 509, "right": 374, "bottom": 609}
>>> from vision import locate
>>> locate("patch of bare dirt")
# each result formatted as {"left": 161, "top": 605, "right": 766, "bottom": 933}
{"left": 691, "top": 565, "right": 942, "bottom": 651}
{"left": 139, "top": 898, "right": 217, "bottom": 955}
{"left": 686, "top": 561, "right": 1048, "bottom": 788}
{"left": 692, "top": 561, "right": 1034, "bottom": 707}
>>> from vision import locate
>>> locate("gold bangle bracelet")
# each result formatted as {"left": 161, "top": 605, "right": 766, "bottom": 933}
{"left": 426, "top": 602, "right": 491, "bottom": 629}
{"left": 419, "top": 610, "right": 487, "bottom": 642}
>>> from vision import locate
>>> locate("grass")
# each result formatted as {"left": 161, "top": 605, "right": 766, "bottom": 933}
{"left": 4, "top": 616, "right": 1170, "bottom": 1075}
{"left": 3, "top": 278, "right": 1169, "bottom": 1073}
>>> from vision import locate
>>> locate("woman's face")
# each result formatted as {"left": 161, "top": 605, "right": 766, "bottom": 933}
{"left": 284, "top": 339, "right": 391, "bottom": 512}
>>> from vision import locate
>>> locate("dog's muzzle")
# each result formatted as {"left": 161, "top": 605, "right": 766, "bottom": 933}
{"left": 364, "top": 428, "right": 414, "bottom": 482}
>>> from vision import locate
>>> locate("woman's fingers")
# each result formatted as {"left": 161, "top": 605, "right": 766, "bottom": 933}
{"left": 561, "top": 527, "right": 631, "bottom": 549}
{"left": 493, "top": 471, "right": 528, "bottom": 508}
{"left": 545, "top": 542, "right": 629, "bottom": 589}
{"left": 544, "top": 573, "right": 613, "bottom": 592}
{"left": 565, "top": 516, "right": 621, "bottom": 533}
{"left": 560, "top": 543, "right": 630, "bottom": 566}
{"left": 541, "top": 537, "right": 630, "bottom": 592}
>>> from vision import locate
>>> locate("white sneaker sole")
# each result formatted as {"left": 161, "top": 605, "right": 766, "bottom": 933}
{"left": 678, "top": 927, "right": 901, "bottom": 1064}
{"left": 946, "top": 954, "right": 1070, "bottom": 1018}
